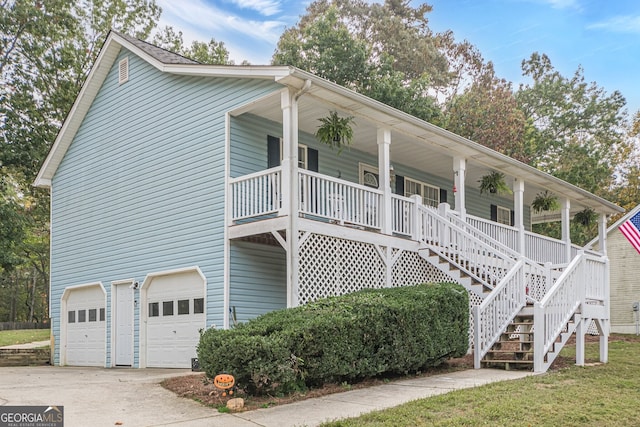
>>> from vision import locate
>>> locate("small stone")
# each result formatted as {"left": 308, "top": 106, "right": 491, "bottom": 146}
{"left": 226, "top": 397, "right": 245, "bottom": 411}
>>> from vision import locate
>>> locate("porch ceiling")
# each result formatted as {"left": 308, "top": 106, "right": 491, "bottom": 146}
{"left": 237, "top": 77, "right": 623, "bottom": 218}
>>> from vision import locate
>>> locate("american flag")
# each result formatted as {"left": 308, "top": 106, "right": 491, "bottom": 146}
{"left": 619, "top": 210, "right": 640, "bottom": 254}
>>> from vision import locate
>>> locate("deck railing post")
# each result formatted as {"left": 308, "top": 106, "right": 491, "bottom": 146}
{"left": 411, "top": 194, "right": 422, "bottom": 241}
{"left": 473, "top": 305, "right": 481, "bottom": 369}
{"left": 533, "top": 301, "right": 544, "bottom": 372}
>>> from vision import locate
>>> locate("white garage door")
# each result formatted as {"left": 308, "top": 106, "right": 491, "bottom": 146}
{"left": 145, "top": 269, "right": 205, "bottom": 368}
{"left": 64, "top": 285, "right": 106, "bottom": 366}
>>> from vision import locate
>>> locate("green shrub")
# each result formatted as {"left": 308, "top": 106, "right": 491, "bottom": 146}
{"left": 197, "top": 282, "right": 468, "bottom": 395}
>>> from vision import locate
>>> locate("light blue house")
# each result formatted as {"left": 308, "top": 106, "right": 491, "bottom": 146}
{"left": 35, "top": 31, "right": 622, "bottom": 370}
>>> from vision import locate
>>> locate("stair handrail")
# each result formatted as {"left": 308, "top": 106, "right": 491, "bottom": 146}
{"left": 473, "top": 259, "right": 527, "bottom": 369}
{"left": 533, "top": 251, "right": 589, "bottom": 372}
{"left": 445, "top": 209, "right": 550, "bottom": 303}
{"left": 418, "top": 204, "right": 516, "bottom": 290}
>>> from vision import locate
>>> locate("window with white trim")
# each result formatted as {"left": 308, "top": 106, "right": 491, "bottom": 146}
{"left": 405, "top": 178, "right": 440, "bottom": 208}
{"left": 279, "top": 140, "right": 308, "bottom": 169}
{"left": 497, "top": 206, "right": 512, "bottom": 226}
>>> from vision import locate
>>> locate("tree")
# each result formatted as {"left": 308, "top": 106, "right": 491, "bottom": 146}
{"left": 153, "top": 26, "right": 232, "bottom": 64}
{"left": 444, "top": 68, "right": 530, "bottom": 162}
{"left": 0, "top": 0, "right": 161, "bottom": 322}
{"left": 516, "top": 53, "right": 629, "bottom": 196}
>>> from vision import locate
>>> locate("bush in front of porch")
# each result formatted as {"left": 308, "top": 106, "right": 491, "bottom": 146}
{"left": 197, "top": 282, "right": 468, "bottom": 396}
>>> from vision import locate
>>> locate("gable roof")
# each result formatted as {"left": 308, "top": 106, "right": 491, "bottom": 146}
{"left": 114, "top": 31, "right": 199, "bottom": 65}
{"left": 33, "top": 31, "right": 624, "bottom": 219}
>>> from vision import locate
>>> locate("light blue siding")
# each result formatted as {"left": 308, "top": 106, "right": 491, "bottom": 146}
{"left": 50, "top": 49, "right": 280, "bottom": 366}
{"left": 229, "top": 241, "right": 287, "bottom": 323}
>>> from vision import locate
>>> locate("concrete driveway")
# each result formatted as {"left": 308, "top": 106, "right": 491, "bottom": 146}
{"left": 0, "top": 366, "right": 224, "bottom": 427}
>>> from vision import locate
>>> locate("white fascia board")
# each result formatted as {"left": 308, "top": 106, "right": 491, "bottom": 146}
{"left": 162, "top": 63, "right": 292, "bottom": 79}
{"left": 283, "top": 69, "right": 623, "bottom": 215}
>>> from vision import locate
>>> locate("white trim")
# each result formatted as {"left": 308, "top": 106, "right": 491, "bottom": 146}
{"left": 496, "top": 206, "right": 511, "bottom": 226}
{"left": 110, "top": 279, "right": 135, "bottom": 367}
{"left": 60, "top": 282, "right": 107, "bottom": 367}
{"left": 138, "top": 266, "right": 206, "bottom": 368}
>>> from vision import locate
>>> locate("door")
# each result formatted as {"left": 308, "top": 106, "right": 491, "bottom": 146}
{"left": 144, "top": 269, "right": 206, "bottom": 368}
{"left": 113, "top": 283, "right": 134, "bottom": 366}
{"left": 64, "top": 285, "right": 106, "bottom": 366}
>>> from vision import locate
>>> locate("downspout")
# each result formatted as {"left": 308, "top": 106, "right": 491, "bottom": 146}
{"left": 294, "top": 79, "right": 312, "bottom": 101}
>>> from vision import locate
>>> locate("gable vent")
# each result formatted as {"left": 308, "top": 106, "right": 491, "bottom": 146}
{"left": 118, "top": 57, "right": 129, "bottom": 84}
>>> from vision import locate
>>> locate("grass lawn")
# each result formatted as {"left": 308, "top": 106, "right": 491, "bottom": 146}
{"left": 322, "top": 335, "right": 640, "bottom": 427}
{"left": 0, "top": 329, "right": 50, "bottom": 347}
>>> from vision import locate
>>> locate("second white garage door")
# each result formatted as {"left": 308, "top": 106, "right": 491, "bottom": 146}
{"left": 143, "top": 268, "right": 206, "bottom": 368}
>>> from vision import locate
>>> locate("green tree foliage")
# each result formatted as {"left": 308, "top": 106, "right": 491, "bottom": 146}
{"left": 152, "top": 26, "right": 232, "bottom": 64}
{"left": 272, "top": 0, "right": 445, "bottom": 122}
{"left": 444, "top": 69, "right": 530, "bottom": 163}
{"left": 0, "top": 0, "right": 160, "bottom": 322}
{"left": 516, "top": 53, "right": 629, "bottom": 196}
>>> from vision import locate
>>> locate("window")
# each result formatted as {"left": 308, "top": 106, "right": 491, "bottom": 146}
{"left": 298, "top": 145, "right": 308, "bottom": 169}
{"left": 88, "top": 309, "right": 97, "bottom": 322}
{"left": 100, "top": 308, "right": 105, "bottom": 321}
{"left": 163, "top": 301, "right": 174, "bottom": 316}
{"left": 149, "top": 302, "right": 159, "bottom": 317}
{"left": 178, "top": 299, "right": 190, "bottom": 315}
{"left": 78, "top": 310, "right": 86, "bottom": 323}
{"left": 497, "top": 206, "right": 512, "bottom": 226}
{"left": 405, "top": 178, "right": 440, "bottom": 208}
{"left": 68, "top": 311, "right": 75, "bottom": 323}
{"left": 194, "top": 298, "right": 204, "bottom": 314}
{"left": 268, "top": 136, "right": 317, "bottom": 171}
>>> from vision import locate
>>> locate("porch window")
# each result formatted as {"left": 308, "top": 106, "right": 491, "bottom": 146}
{"left": 497, "top": 206, "right": 511, "bottom": 225}
{"left": 267, "top": 135, "right": 318, "bottom": 171}
{"left": 491, "top": 204, "right": 514, "bottom": 226}
{"left": 405, "top": 178, "right": 440, "bottom": 208}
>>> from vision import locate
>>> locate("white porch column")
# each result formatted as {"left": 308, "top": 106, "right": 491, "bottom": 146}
{"left": 453, "top": 157, "right": 466, "bottom": 220}
{"left": 513, "top": 178, "right": 525, "bottom": 255}
{"left": 598, "top": 213, "right": 608, "bottom": 256}
{"left": 561, "top": 198, "right": 571, "bottom": 262}
{"left": 377, "top": 128, "right": 392, "bottom": 235}
{"left": 281, "top": 89, "right": 300, "bottom": 307}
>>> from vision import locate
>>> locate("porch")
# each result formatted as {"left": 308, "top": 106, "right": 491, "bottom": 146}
{"left": 228, "top": 166, "right": 588, "bottom": 266}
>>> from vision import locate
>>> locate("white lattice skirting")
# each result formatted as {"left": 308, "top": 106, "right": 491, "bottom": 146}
{"left": 297, "top": 232, "right": 483, "bottom": 349}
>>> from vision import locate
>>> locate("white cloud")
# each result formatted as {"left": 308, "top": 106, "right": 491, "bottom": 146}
{"left": 588, "top": 15, "right": 640, "bottom": 34}
{"left": 543, "top": 0, "right": 581, "bottom": 9}
{"left": 231, "top": 0, "right": 282, "bottom": 16}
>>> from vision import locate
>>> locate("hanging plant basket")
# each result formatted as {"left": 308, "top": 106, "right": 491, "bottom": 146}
{"left": 574, "top": 207, "right": 596, "bottom": 226}
{"left": 315, "top": 111, "right": 355, "bottom": 154}
{"left": 531, "top": 190, "right": 559, "bottom": 213}
{"left": 478, "top": 171, "right": 511, "bottom": 195}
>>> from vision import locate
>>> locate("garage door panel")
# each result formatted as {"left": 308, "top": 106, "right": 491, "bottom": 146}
{"left": 65, "top": 286, "right": 106, "bottom": 367}
{"left": 145, "top": 270, "right": 205, "bottom": 368}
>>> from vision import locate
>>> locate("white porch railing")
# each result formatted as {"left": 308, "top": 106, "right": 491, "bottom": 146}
{"left": 229, "top": 167, "right": 282, "bottom": 222}
{"left": 466, "top": 214, "right": 519, "bottom": 251}
{"left": 298, "top": 170, "right": 383, "bottom": 229}
{"left": 533, "top": 251, "right": 607, "bottom": 372}
{"left": 391, "top": 194, "right": 416, "bottom": 236}
{"left": 418, "top": 205, "right": 515, "bottom": 290}
{"left": 473, "top": 260, "right": 527, "bottom": 369}
{"left": 525, "top": 231, "right": 567, "bottom": 264}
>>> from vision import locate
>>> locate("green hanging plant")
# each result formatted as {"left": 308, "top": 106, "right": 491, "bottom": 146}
{"left": 315, "top": 111, "right": 355, "bottom": 154}
{"left": 574, "top": 207, "right": 597, "bottom": 226}
{"left": 478, "top": 171, "right": 512, "bottom": 195}
{"left": 531, "top": 190, "right": 560, "bottom": 213}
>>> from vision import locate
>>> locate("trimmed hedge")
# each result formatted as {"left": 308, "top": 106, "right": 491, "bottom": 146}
{"left": 197, "top": 282, "right": 468, "bottom": 395}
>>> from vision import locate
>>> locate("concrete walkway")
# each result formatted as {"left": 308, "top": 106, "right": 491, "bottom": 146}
{"left": 0, "top": 340, "right": 50, "bottom": 349}
{"left": 0, "top": 365, "right": 534, "bottom": 427}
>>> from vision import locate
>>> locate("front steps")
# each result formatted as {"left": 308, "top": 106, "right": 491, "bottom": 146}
{"left": 481, "top": 307, "right": 534, "bottom": 370}
{"left": 419, "top": 248, "right": 492, "bottom": 297}
{"left": 479, "top": 306, "right": 581, "bottom": 371}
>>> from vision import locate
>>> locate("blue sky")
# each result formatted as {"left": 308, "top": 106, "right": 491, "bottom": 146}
{"left": 157, "top": 0, "right": 640, "bottom": 114}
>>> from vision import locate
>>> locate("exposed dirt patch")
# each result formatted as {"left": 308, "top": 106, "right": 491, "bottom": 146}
{"left": 163, "top": 335, "right": 640, "bottom": 412}
{"left": 162, "top": 353, "right": 474, "bottom": 412}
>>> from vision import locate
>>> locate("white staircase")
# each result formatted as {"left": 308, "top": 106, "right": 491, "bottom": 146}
{"left": 415, "top": 204, "right": 609, "bottom": 373}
